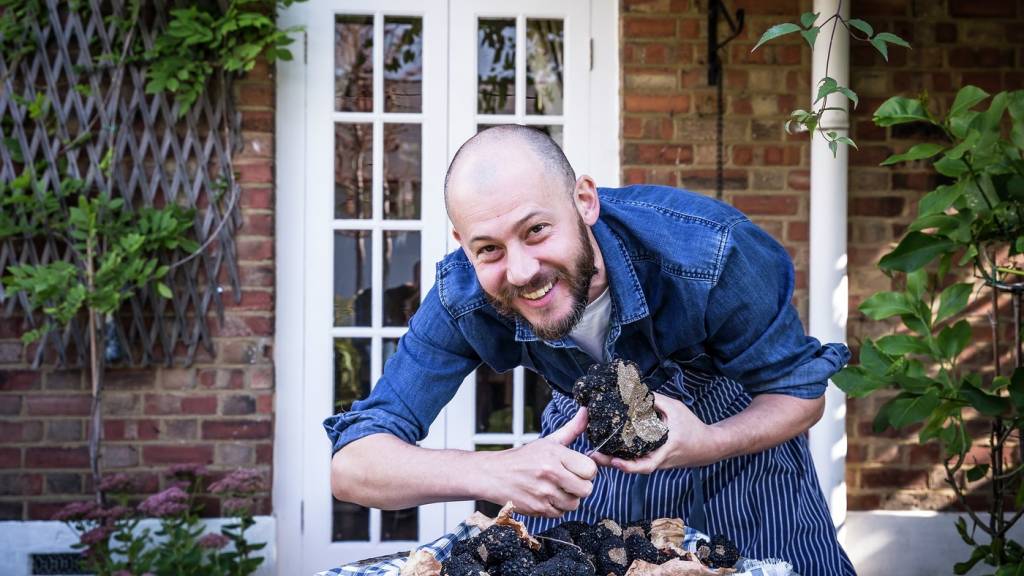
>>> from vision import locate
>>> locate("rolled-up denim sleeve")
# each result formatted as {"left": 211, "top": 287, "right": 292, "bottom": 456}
{"left": 704, "top": 220, "right": 850, "bottom": 398}
{"left": 323, "top": 284, "right": 480, "bottom": 453}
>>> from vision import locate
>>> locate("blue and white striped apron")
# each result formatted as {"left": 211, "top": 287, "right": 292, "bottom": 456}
{"left": 521, "top": 366, "right": 856, "bottom": 576}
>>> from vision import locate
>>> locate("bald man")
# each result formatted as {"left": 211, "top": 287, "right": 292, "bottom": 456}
{"left": 325, "top": 125, "right": 855, "bottom": 575}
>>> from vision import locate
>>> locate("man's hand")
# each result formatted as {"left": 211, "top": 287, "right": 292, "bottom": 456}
{"left": 590, "top": 392, "right": 826, "bottom": 474}
{"left": 477, "top": 408, "right": 598, "bottom": 518}
{"left": 589, "top": 394, "right": 722, "bottom": 474}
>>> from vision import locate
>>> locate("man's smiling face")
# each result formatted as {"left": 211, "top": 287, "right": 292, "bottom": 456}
{"left": 447, "top": 137, "right": 605, "bottom": 341}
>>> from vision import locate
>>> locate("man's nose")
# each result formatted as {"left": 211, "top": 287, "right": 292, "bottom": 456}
{"left": 505, "top": 244, "right": 539, "bottom": 287}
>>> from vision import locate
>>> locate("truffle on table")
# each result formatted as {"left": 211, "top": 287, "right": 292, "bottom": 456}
{"left": 572, "top": 359, "right": 668, "bottom": 460}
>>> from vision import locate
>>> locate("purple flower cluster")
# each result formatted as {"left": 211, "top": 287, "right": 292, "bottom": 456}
{"left": 209, "top": 469, "right": 262, "bottom": 495}
{"left": 52, "top": 500, "right": 99, "bottom": 522}
{"left": 89, "top": 505, "right": 131, "bottom": 521}
{"left": 221, "top": 497, "right": 254, "bottom": 516}
{"left": 198, "top": 532, "right": 231, "bottom": 550}
{"left": 138, "top": 486, "right": 189, "bottom": 518}
{"left": 80, "top": 525, "right": 114, "bottom": 546}
{"left": 97, "top": 473, "right": 135, "bottom": 493}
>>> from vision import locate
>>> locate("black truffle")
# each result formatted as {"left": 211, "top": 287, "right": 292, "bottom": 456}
{"left": 572, "top": 359, "right": 668, "bottom": 459}
{"left": 532, "top": 551, "right": 595, "bottom": 576}
{"left": 625, "top": 534, "right": 660, "bottom": 565}
{"left": 595, "top": 536, "right": 630, "bottom": 576}
{"left": 475, "top": 525, "right": 524, "bottom": 565}
{"left": 536, "top": 525, "right": 574, "bottom": 560}
{"left": 495, "top": 547, "right": 536, "bottom": 576}
{"left": 441, "top": 553, "right": 486, "bottom": 576}
{"left": 706, "top": 534, "right": 740, "bottom": 569}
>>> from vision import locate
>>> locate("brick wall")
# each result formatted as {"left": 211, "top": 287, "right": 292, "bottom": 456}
{"left": 0, "top": 63, "right": 276, "bottom": 520}
{"left": 620, "top": 0, "right": 1024, "bottom": 511}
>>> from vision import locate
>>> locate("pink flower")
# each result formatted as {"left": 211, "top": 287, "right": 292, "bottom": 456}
{"left": 209, "top": 469, "right": 262, "bottom": 495}
{"left": 97, "top": 473, "right": 135, "bottom": 493}
{"left": 221, "top": 497, "right": 253, "bottom": 516}
{"left": 53, "top": 500, "right": 99, "bottom": 522}
{"left": 138, "top": 486, "right": 190, "bottom": 517}
{"left": 198, "top": 532, "right": 231, "bottom": 550}
{"left": 88, "top": 505, "right": 131, "bottom": 521}
{"left": 80, "top": 525, "right": 113, "bottom": 546}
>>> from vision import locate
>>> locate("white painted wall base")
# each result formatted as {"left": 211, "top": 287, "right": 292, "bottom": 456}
{"left": 847, "top": 511, "right": 1024, "bottom": 575}
{"left": 0, "top": 517, "right": 275, "bottom": 576}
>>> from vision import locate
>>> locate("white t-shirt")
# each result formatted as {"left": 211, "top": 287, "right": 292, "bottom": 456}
{"left": 569, "top": 287, "right": 612, "bottom": 361}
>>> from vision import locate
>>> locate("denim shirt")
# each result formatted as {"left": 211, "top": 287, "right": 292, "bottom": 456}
{"left": 324, "top": 185, "right": 850, "bottom": 453}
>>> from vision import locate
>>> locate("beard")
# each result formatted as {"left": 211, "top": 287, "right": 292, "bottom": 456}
{"left": 486, "top": 216, "right": 598, "bottom": 341}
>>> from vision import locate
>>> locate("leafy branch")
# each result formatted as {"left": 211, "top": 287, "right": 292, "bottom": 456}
{"left": 752, "top": 2, "right": 911, "bottom": 156}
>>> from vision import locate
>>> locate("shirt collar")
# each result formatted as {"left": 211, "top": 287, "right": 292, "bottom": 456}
{"left": 513, "top": 216, "right": 650, "bottom": 343}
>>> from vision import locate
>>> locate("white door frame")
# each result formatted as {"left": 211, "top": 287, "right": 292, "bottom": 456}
{"left": 274, "top": 1, "right": 618, "bottom": 574}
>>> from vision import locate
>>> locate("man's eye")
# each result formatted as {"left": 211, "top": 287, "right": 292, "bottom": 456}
{"left": 478, "top": 245, "right": 498, "bottom": 256}
{"left": 529, "top": 224, "right": 547, "bottom": 235}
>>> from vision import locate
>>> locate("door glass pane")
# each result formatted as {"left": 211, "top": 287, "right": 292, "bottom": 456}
{"left": 335, "top": 15, "right": 373, "bottom": 112}
{"left": 333, "top": 337, "right": 372, "bottom": 542}
{"left": 524, "top": 371, "right": 552, "bottom": 434}
{"left": 526, "top": 19, "right": 564, "bottom": 115}
{"left": 477, "top": 19, "right": 516, "bottom": 115}
{"left": 335, "top": 123, "right": 373, "bottom": 219}
{"left": 477, "top": 123, "right": 562, "bottom": 148}
{"left": 334, "top": 231, "right": 373, "bottom": 327}
{"left": 476, "top": 365, "right": 513, "bottom": 433}
{"left": 383, "top": 124, "right": 421, "bottom": 220}
{"left": 383, "top": 231, "right": 421, "bottom": 327}
{"left": 381, "top": 508, "right": 418, "bottom": 541}
{"left": 384, "top": 17, "right": 423, "bottom": 113}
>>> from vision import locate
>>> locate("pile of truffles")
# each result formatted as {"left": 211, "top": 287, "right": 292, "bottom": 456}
{"left": 573, "top": 359, "right": 668, "bottom": 459}
{"left": 428, "top": 505, "right": 740, "bottom": 576}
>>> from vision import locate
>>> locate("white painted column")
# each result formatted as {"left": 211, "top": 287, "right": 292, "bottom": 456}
{"left": 807, "top": 0, "right": 850, "bottom": 540}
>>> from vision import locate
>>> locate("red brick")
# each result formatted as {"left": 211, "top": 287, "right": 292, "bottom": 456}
{"left": 852, "top": 0, "right": 910, "bottom": 17}
{"left": 25, "top": 447, "right": 89, "bottom": 469}
{"left": 241, "top": 109, "right": 273, "bottom": 132}
{"left": 786, "top": 221, "right": 809, "bottom": 242}
{"left": 237, "top": 237, "right": 274, "bottom": 261}
{"left": 0, "top": 342, "right": 23, "bottom": 363}
{"left": 105, "top": 369, "right": 155, "bottom": 389}
{"left": 847, "top": 494, "right": 882, "bottom": 510}
{"left": 679, "top": 170, "right": 748, "bottom": 191}
{"left": 732, "top": 195, "right": 799, "bottom": 216}
{"left": 851, "top": 196, "right": 905, "bottom": 217}
{"left": 623, "top": 95, "right": 690, "bottom": 113}
{"left": 256, "top": 443, "right": 273, "bottom": 465}
{"left": 142, "top": 445, "right": 214, "bottom": 465}
{"left": 860, "top": 468, "right": 928, "bottom": 489}
{"left": 0, "top": 420, "right": 42, "bottom": 442}
{"left": 787, "top": 170, "right": 810, "bottom": 191}
{"left": 236, "top": 162, "right": 273, "bottom": 185}
{"left": 0, "top": 395, "right": 21, "bottom": 415}
{"left": 623, "top": 143, "right": 694, "bottom": 165}
{"left": 202, "top": 420, "right": 272, "bottom": 440}
{"left": 0, "top": 448, "right": 21, "bottom": 468}
{"left": 623, "top": 17, "right": 676, "bottom": 37}
{"left": 236, "top": 82, "right": 274, "bottom": 108}
{"left": 730, "top": 0, "right": 798, "bottom": 15}
{"left": 949, "top": 47, "right": 1015, "bottom": 68}
{"left": 241, "top": 212, "right": 274, "bottom": 236}
{"left": 144, "top": 394, "right": 217, "bottom": 416}
{"left": 678, "top": 18, "right": 699, "bottom": 37}
{"left": 256, "top": 393, "right": 273, "bottom": 414}
{"left": 25, "top": 395, "right": 91, "bottom": 416}
{"left": 732, "top": 145, "right": 753, "bottom": 166}
{"left": 223, "top": 290, "right": 274, "bottom": 311}
{"left": 763, "top": 146, "right": 802, "bottom": 166}
{"left": 950, "top": 0, "right": 1017, "bottom": 18}
{"left": 211, "top": 316, "right": 274, "bottom": 338}
{"left": 28, "top": 501, "right": 70, "bottom": 521}
{"left": 0, "top": 371, "right": 40, "bottom": 390}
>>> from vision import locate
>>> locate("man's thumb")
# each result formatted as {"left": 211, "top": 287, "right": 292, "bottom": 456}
{"left": 548, "top": 407, "right": 588, "bottom": 446}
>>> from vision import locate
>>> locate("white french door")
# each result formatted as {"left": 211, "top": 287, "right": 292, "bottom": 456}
{"left": 278, "top": 1, "right": 615, "bottom": 574}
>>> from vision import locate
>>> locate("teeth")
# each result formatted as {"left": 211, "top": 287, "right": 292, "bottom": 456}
{"left": 522, "top": 281, "right": 554, "bottom": 300}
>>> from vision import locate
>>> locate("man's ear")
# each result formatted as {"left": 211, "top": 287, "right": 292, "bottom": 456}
{"left": 451, "top": 228, "right": 462, "bottom": 246}
{"left": 574, "top": 175, "right": 600, "bottom": 225}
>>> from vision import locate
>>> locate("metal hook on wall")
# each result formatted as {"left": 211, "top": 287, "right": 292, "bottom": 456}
{"left": 705, "top": 0, "right": 744, "bottom": 200}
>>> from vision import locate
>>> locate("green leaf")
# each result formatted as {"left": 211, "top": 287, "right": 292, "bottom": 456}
{"left": 960, "top": 380, "right": 1010, "bottom": 417}
{"left": 815, "top": 77, "right": 838, "bottom": 104}
{"left": 831, "top": 366, "right": 884, "bottom": 398}
{"left": 954, "top": 516, "right": 976, "bottom": 547}
{"left": 835, "top": 135, "right": 858, "bottom": 149}
{"left": 870, "top": 36, "right": 889, "bottom": 61}
{"left": 800, "top": 27, "right": 820, "bottom": 48}
{"left": 966, "top": 464, "right": 989, "bottom": 482}
{"left": 937, "top": 320, "right": 972, "bottom": 360}
{"left": 752, "top": 22, "right": 802, "bottom": 51}
{"left": 954, "top": 545, "right": 989, "bottom": 574}
{"left": 874, "top": 96, "right": 931, "bottom": 126}
{"left": 859, "top": 291, "right": 917, "bottom": 319}
{"left": 936, "top": 283, "right": 973, "bottom": 324}
{"left": 918, "top": 183, "right": 966, "bottom": 216}
{"left": 933, "top": 155, "right": 969, "bottom": 178}
{"left": 880, "top": 142, "right": 944, "bottom": 166}
{"left": 846, "top": 18, "right": 874, "bottom": 38}
{"left": 1009, "top": 367, "right": 1024, "bottom": 411}
{"left": 878, "top": 232, "right": 955, "bottom": 272}
{"left": 888, "top": 392, "right": 941, "bottom": 428}
{"left": 156, "top": 282, "right": 173, "bottom": 298}
{"left": 949, "top": 85, "right": 989, "bottom": 119}
{"left": 859, "top": 339, "right": 893, "bottom": 373}
{"left": 874, "top": 32, "right": 911, "bottom": 49}
{"left": 908, "top": 213, "right": 959, "bottom": 233}
{"left": 875, "top": 334, "right": 931, "bottom": 355}
{"left": 800, "top": 12, "right": 818, "bottom": 28}
{"left": 837, "top": 87, "right": 859, "bottom": 109}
